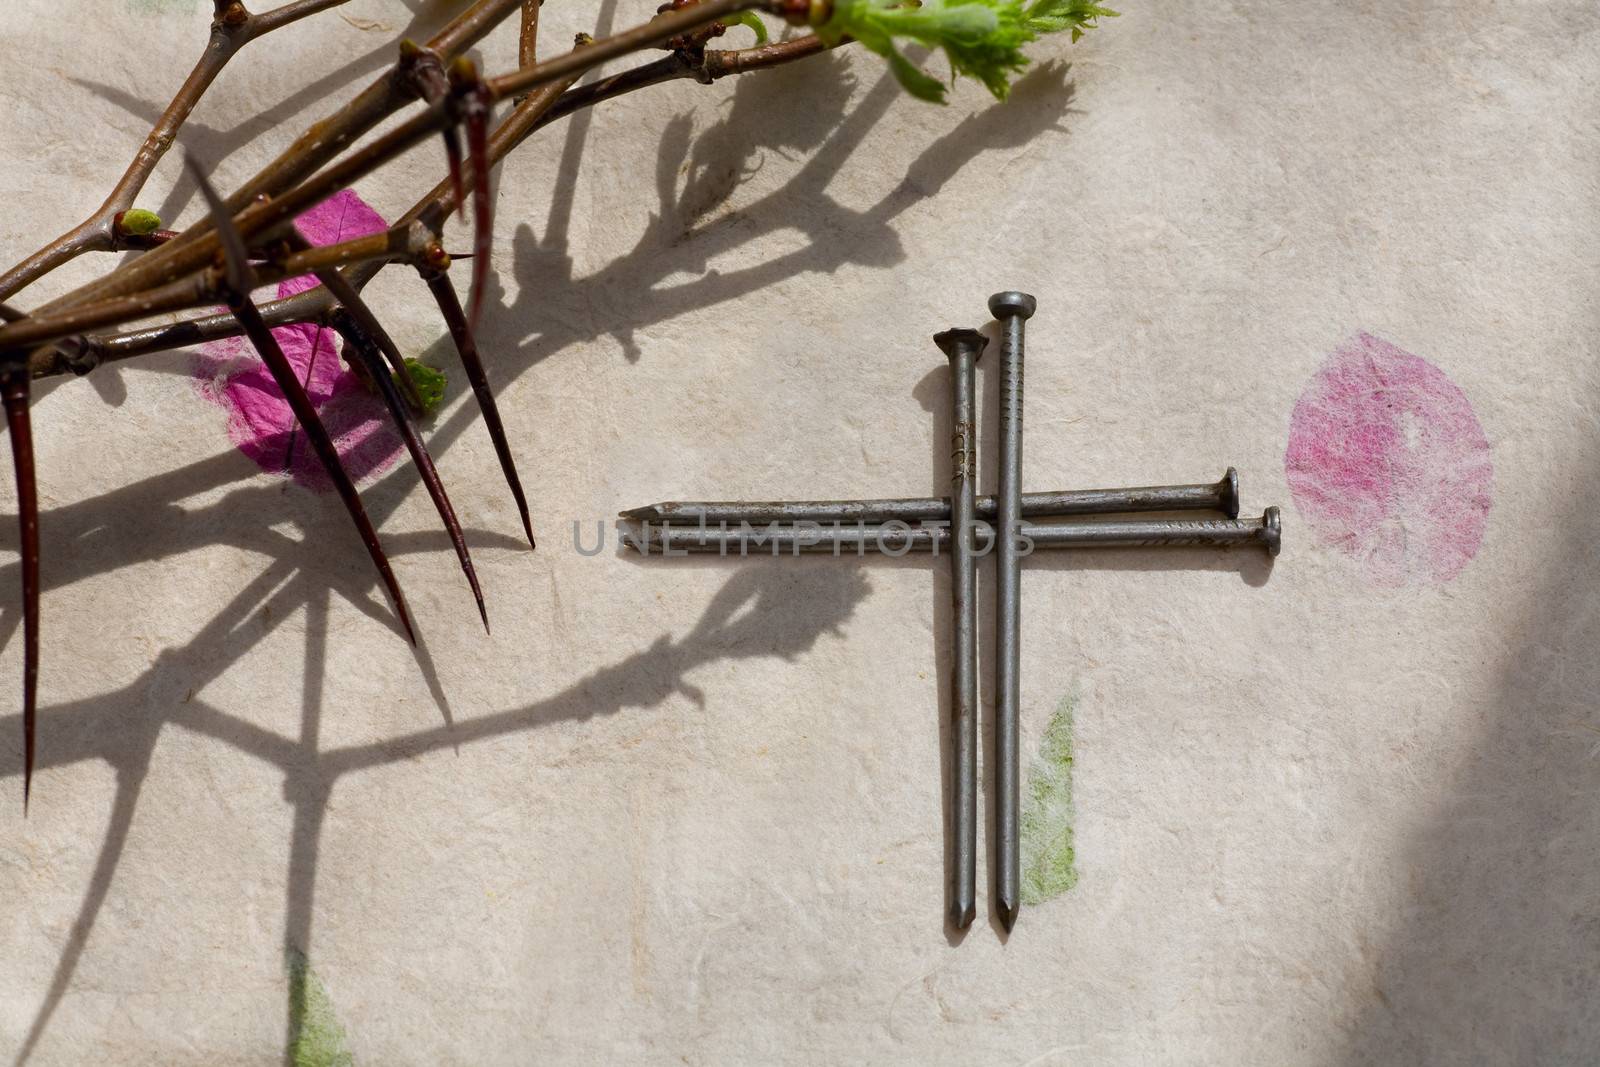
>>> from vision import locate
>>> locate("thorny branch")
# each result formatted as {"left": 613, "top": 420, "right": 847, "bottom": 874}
{"left": 0, "top": 0, "right": 832, "bottom": 807}
{"left": 0, "top": 0, "right": 1107, "bottom": 804}
{"left": 0, "top": 0, "right": 357, "bottom": 304}
{"left": 21, "top": 31, "right": 836, "bottom": 378}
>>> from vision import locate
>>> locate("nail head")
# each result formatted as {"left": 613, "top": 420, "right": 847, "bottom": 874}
{"left": 1262, "top": 505, "right": 1282, "bottom": 557}
{"left": 987, "top": 291, "right": 1037, "bottom": 321}
{"left": 933, "top": 327, "right": 988, "bottom": 362}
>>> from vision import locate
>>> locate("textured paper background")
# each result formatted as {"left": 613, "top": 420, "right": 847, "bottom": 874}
{"left": 2, "top": 1, "right": 1597, "bottom": 1063}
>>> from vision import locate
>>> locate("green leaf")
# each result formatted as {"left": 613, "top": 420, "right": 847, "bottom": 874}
{"left": 1022, "top": 0, "right": 1119, "bottom": 36}
{"left": 726, "top": 10, "right": 770, "bottom": 44}
{"left": 814, "top": 0, "right": 1117, "bottom": 102}
{"left": 886, "top": 44, "right": 952, "bottom": 102}
{"left": 1020, "top": 691, "right": 1080, "bottom": 906}
{"left": 399, "top": 358, "right": 447, "bottom": 417}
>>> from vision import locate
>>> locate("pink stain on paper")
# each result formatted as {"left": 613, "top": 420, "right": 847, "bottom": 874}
{"left": 191, "top": 189, "right": 402, "bottom": 491}
{"left": 1286, "top": 332, "right": 1492, "bottom": 586}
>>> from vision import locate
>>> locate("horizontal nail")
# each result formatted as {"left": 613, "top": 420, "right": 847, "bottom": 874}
{"left": 620, "top": 469, "right": 1240, "bottom": 526}
{"left": 626, "top": 508, "right": 1282, "bottom": 557}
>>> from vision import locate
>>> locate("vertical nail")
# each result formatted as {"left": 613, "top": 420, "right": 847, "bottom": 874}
{"left": 988, "top": 289, "right": 1035, "bottom": 933}
{"left": 935, "top": 328, "right": 987, "bottom": 929}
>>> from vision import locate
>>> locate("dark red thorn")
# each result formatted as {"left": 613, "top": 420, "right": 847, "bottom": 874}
{"left": 235, "top": 301, "right": 417, "bottom": 644}
{"left": 3, "top": 367, "right": 38, "bottom": 813}
{"left": 334, "top": 312, "right": 489, "bottom": 633}
{"left": 421, "top": 269, "right": 535, "bottom": 550}
{"left": 184, "top": 155, "right": 252, "bottom": 297}
{"left": 465, "top": 87, "right": 493, "bottom": 335}
{"left": 312, "top": 269, "right": 426, "bottom": 416}
{"left": 186, "top": 152, "right": 416, "bottom": 644}
{"left": 441, "top": 126, "right": 467, "bottom": 222}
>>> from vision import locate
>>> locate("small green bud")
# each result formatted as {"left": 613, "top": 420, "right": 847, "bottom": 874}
{"left": 118, "top": 209, "right": 163, "bottom": 236}
{"left": 400, "top": 358, "right": 447, "bottom": 417}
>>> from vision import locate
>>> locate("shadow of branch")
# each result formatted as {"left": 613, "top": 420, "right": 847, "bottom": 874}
{"left": 4, "top": 47, "right": 1083, "bottom": 1065}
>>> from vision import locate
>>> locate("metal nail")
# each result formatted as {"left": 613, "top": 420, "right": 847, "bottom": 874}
{"left": 934, "top": 327, "right": 986, "bottom": 929}
{"left": 618, "top": 469, "right": 1241, "bottom": 526}
{"left": 988, "top": 289, "right": 1034, "bottom": 932}
{"left": 624, "top": 510, "right": 1283, "bottom": 556}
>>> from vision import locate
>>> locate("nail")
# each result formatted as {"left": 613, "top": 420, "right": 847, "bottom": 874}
{"left": 619, "top": 469, "right": 1240, "bottom": 526}
{"left": 988, "top": 291, "right": 1035, "bottom": 932}
{"left": 935, "top": 327, "right": 986, "bottom": 929}
{"left": 626, "top": 511, "right": 1283, "bottom": 555}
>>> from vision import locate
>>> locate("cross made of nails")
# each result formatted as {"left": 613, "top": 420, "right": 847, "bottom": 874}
{"left": 619, "top": 291, "right": 1281, "bottom": 934}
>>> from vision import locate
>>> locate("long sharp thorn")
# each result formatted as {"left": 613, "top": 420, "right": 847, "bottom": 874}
{"left": 244, "top": 306, "right": 417, "bottom": 644}
{"left": 187, "top": 154, "right": 416, "bottom": 644}
{"left": 313, "top": 268, "right": 426, "bottom": 415}
{"left": 422, "top": 269, "right": 535, "bottom": 549}
{"left": 335, "top": 313, "right": 489, "bottom": 633}
{"left": 3, "top": 368, "right": 38, "bottom": 813}
{"left": 442, "top": 126, "right": 466, "bottom": 222}
{"left": 185, "top": 155, "right": 252, "bottom": 298}
{"left": 465, "top": 88, "right": 493, "bottom": 334}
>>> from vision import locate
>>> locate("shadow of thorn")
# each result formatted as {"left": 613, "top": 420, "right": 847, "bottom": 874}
{"left": 4, "top": 35, "right": 1081, "bottom": 1064}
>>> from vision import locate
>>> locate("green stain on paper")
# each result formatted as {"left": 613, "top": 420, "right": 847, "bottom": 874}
{"left": 1020, "top": 691, "right": 1079, "bottom": 905}
{"left": 287, "top": 950, "right": 355, "bottom": 1067}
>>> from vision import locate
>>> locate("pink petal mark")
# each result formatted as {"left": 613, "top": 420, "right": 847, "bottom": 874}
{"left": 1285, "top": 332, "right": 1492, "bottom": 586}
{"left": 191, "top": 189, "right": 403, "bottom": 491}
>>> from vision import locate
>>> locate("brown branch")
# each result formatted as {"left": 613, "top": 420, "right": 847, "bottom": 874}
{"left": 278, "top": 221, "right": 437, "bottom": 277}
{"left": 520, "top": 0, "right": 542, "bottom": 71}
{"left": 3, "top": 0, "right": 782, "bottom": 349}
{"left": 534, "top": 33, "right": 833, "bottom": 130}
{"left": 0, "top": 0, "right": 356, "bottom": 304}
{"left": 23, "top": 0, "right": 522, "bottom": 319}
{"left": 1, "top": 276, "right": 224, "bottom": 353}
{"left": 3, "top": 219, "right": 439, "bottom": 354}
{"left": 46, "top": 292, "right": 333, "bottom": 376}
{"left": 23, "top": 34, "right": 843, "bottom": 378}
{"left": 486, "top": 0, "right": 784, "bottom": 100}
{"left": 250, "top": 0, "right": 360, "bottom": 34}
